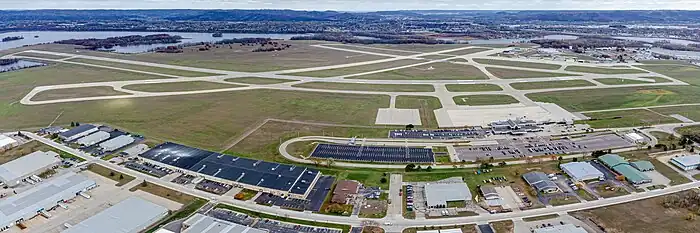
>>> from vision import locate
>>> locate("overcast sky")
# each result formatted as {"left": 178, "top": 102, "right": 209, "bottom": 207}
{"left": 1, "top": 0, "right": 699, "bottom": 11}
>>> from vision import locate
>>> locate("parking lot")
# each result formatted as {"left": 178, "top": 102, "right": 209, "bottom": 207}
{"left": 124, "top": 161, "right": 170, "bottom": 177}
{"left": 455, "top": 133, "right": 636, "bottom": 162}
{"left": 195, "top": 179, "right": 233, "bottom": 195}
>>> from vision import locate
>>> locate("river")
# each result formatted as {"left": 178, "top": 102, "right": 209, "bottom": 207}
{"left": 0, "top": 31, "right": 310, "bottom": 53}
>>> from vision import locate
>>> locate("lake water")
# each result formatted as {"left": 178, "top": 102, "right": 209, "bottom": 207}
{"left": 0, "top": 31, "right": 310, "bottom": 53}
{"left": 0, "top": 60, "right": 46, "bottom": 72}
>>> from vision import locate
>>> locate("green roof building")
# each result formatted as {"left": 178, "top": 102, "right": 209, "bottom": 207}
{"left": 631, "top": 160, "right": 655, "bottom": 172}
{"left": 613, "top": 164, "right": 651, "bottom": 184}
{"left": 598, "top": 154, "right": 627, "bottom": 168}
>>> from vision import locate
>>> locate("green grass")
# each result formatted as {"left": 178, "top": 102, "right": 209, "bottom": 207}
{"left": 225, "top": 77, "right": 298, "bottom": 84}
{"left": 446, "top": 200, "right": 467, "bottom": 208}
{"left": 144, "top": 198, "right": 208, "bottom": 233}
{"left": 490, "top": 220, "right": 514, "bottom": 233}
{"left": 635, "top": 65, "right": 700, "bottom": 86}
{"left": 293, "top": 82, "right": 435, "bottom": 92}
{"left": 31, "top": 86, "right": 127, "bottom": 101}
{"left": 486, "top": 67, "right": 577, "bottom": 79}
{"left": 395, "top": 96, "right": 442, "bottom": 128}
{"left": 565, "top": 66, "right": 648, "bottom": 74}
{"left": 548, "top": 196, "right": 580, "bottom": 206}
{"left": 347, "top": 62, "right": 488, "bottom": 80}
{"left": 445, "top": 84, "right": 503, "bottom": 92}
{"left": 123, "top": 81, "right": 245, "bottom": 92}
{"left": 473, "top": 58, "right": 561, "bottom": 70}
{"left": 215, "top": 203, "right": 351, "bottom": 233}
{"left": 510, "top": 80, "right": 595, "bottom": 90}
{"left": 522, "top": 214, "right": 560, "bottom": 222}
{"left": 17, "top": 52, "right": 70, "bottom": 60}
{"left": 68, "top": 58, "right": 221, "bottom": 77}
{"left": 650, "top": 159, "right": 691, "bottom": 185}
{"left": 287, "top": 59, "right": 425, "bottom": 78}
{"left": 594, "top": 77, "right": 671, "bottom": 85}
{"left": 677, "top": 125, "right": 700, "bottom": 135}
{"left": 637, "top": 60, "right": 691, "bottom": 65}
{"left": 235, "top": 189, "right": 259, "bottom": 200}
{"left": 576, "top": 189, "right": 598, "bottom": 201}
{"left": 87, "top": 164, "right": 135, "bottom": 186}
{"left": 653, "top": 105, "right": 700, "bottom": 122}
{"left": 441, "top": 47, "right": 492, "bottom": 56}
{"left": 581, "top": 109, "right": 681, "bottom": 128}
{"left": 453, "top": 95, "right": 519, "bottom": 106}
{"left": 527, "top": 86, "right": 700, "bottom": 112}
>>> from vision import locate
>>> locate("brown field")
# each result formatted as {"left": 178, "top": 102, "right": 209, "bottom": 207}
{"left": 130, "top": 181, "right": 196, "bottom": 204}
{"left": 0, "top": 140, "right": 50, "bottom": 164}
{"left": 486, "top": 67, "right": 577, "bottom": 79}
{"left": 87, "top": 164, "right": 135, "bottom": 187}
{"left": 123, "top": 81, "right": 245, "bottom": 92}
{"left": 347, "top": 62, "right": 488, "bottom": 80}
{"left": 31, "top": 86, "right": 127, "bottom": 101}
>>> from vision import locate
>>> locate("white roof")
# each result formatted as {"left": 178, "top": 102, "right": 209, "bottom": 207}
{"left": 417, "top": 230, "right": 440, "bottom": 233}
{"left": 560, "top": 162, "right": 604, "bottom": 181}
{"left": 183, "top": 213, "right": 268, "bottom": 233}
{"left": 0, "top": 151, "right": 61, "bottom": 183}
{"left": 122, "top": 144, "right": 149, "bottom": 156}
{"left": 62, "top": 197, "right": 169, "bottom": 233}
{"left": 671, "top": 155, "right": 700, "bottom": 167}
{"left": 75, "top": 131, "right": 110, "bottom": 146}
{"left": 99, "top": 135, "right": 134, "bottom": 152}
{"left": 533, "top": 224, "right": 587, "bottom": 233}
{"left": 0, "top": 135, "right": 17, "bottom": 148}
{"left": 626, "top": 133, "right": 644, "bottom": 141}
{"left": 439, "top": 229, "right": 463, "bottom": 233}
{"left": 424, "top": 183, "right": 472, "bottom": 207}
{"left": 0, "top": 173, "right": 95, "bottom": 228}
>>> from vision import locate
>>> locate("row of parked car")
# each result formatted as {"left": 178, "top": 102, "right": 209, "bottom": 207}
{"left": 405, "top": 184, "right": 415, "bottom": 211}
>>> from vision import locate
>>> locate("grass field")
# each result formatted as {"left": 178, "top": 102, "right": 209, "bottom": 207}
{"left": 653, "top": 105, "right": 700, "bottom": 122}
{"left": 87, "top": 164, "right": 135, "bottom": 187}
{"left": 509, "top": 80, "right": 595, "bottom": 90}
{"left": 490, "top": 220, "right": 514, "bottom": 233}
{"left": 17, "top": 52, "right": 70, "bottom": 60}
{"left": 594, "top": 77, "right": 671, "bottom": 85}
{"left": 445, "top": 84, "right": 503, "bottom": 92}
{"left": 419, "top": 54, "right": 453, "bottom": 60}
{"left": 0, "top": 140, "right": 59, "bottom": 164}
{"left": 676, "top": 125, "right": 700, "bottom": 135}
{"left": 347, "top": 62, "right": 488, "bottom": 80}
{"left": 473, "top": 58, "right": 561, "bottom": 70}
{"left": 225, "top": 77, "right": 298, "bottom": 84}
{"left": 638, "top": 60, "right": 691, "bottom": 65}
{"left": 441, "top": 47, "right": 492, "bottom": 56}
{"left": 130, "top": 181, "right": 197, "bottom": 204}
{"left": 287, "top": 59, "right": 425, "bottom": 78}
{"left": 32, "top": 86, "right": 127, "bottom": 101}
{"left": 565, "top": 66, "right": 648, "bottom": 74}
{"left": 68, "top": 58, "right": 221, "bottom": 77}
{"left": 293, "top": 82, "right": 435, "bottom": 92}
{"left": 570, "top": 191, "right": 700, "bottom": 233}
{"left": 522, "top": 214, "right": 560, "bottom": 222}
{"left": 368, "top": 44, "right": 474, "bottom": 53}
{"left": 527, "top": 86, "right": 700, "bottom": 112}
{"left": 485, "top": 67, "right": 576, "bottom": 79}
{"left": 635, "top": 64, "right": 700, "bottom": 86}
{"left": 123, "top": 81, "right": 244, "bottom": 92}
{"left": 453, "top": 95, "right": 519, "bottom": 106}
{"left": 581, "top": 109, "right": 681, "bottom": 128}
{"left": 326, "top": 44, "right": 418, "bottom": 56}
{"left": 395, "top": 96, "right": 442, "bottom": 128}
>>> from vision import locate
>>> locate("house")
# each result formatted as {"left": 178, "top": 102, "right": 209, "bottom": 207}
{"left": 522, "top": 172, "right": 560, "bottom": 193}
{"left": 331, "top": 180, "right": 360, "bottom": 204}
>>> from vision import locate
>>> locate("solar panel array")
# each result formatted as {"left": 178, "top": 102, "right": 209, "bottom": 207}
{"left": 310, "top": 144, "right": 434, "bottom": 163}
{"left": 139, "top": 142, "right": 318, "bottom": 194}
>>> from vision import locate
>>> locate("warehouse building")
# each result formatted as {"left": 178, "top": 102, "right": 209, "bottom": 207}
{"left": 62, "top": 197, "right": 169, "bottom": 233}
{"left": 630, "top": 160, "right": 655, "bottom": 172}
{"left": 598, "top": 154, "right": 627, "bottom": 168}
{"left": 75, "top": 131, "right": 110, "bottom": 147}
{"left": 560, "top": 162, "right": 605, "bottom": 182}
{"left": 179, "top": 213, "right": 267, "bottom": 233}
{"left": 424, "top": 182, "right": 472, "bottom": 208}
{"left": 522, "top": 172, "right": 560, "bottom": 193}
{"left": 533, "top": 224, "right": 587, "bottom": 233}
{"left": 0, "top": 173, "right": 96, "bottom": 231}
{"left": 0, "top": 151, "right": 61, "bottom": 187}
{"left": 670, "top": 155, "right": 700, "bottom": 171}
{"left": 0, "top": 135, "right": 18, "bottom": 151}
{"left": 59, "top": 124, "right": 98, "bottom": 141}
{"left": 598, "top": 154, "right": 652, "bottom": 185}
{"left": 99, "top": 135, "right": 135, "bottom": 152}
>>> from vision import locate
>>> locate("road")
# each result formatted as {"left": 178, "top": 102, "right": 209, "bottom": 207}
{"left": 23, "top": 131, "right": 700, "bottom": 232}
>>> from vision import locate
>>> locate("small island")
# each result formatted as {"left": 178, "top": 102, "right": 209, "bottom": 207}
{"left": 2, "top": 36, "right": 24, "bottom": 42}
{"left": 55, "top": 34, "right": 183, "bottom": 50}
{"left": 212, "top": 32, "right": 223, "bottom": 37}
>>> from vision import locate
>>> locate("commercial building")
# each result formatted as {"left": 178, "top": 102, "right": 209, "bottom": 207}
{"left": 0, "top": 151, "right": 61, "bottom": 187}
{"left": 0, "top": 135, "right": 18, "bottom": 151}
{"left": 331, "top": 180, "right": 360, "bottom": 204}
{"left": 424, "top": 182, "right": 472, "bottom": 208}
{"left": 59, "top": 124, "right": 98, "bottom": 141}
{"left": 598, "top": 154, "right": 627, "bottom": 168}
{"left": 598, "top": 154, "right": 652, "bottom": 185}
{"left": 180, "top": 213, "right": 267, "bottom": 233}
{"left": 670, "top": 155, "right": 700, "bottom": 171}
{"left": 0, "top": 173, "right": 96, "bottom": 231}
{"left": 121, "top": 144, "right": 149, "bottom": 157}
{"left": 560, "top": 162, "right": 604, "bottom": 182}
{"left": 75, "top": 131, "right": 110, "bottom": 147}
{"left": 630, "top": 160, "right": 655, "bottom": 172}
{"left": 490, "top": 118, "right": 542, "bottom": 135}
{"left": 62, "top": 197, "right": 169, "bottom": 233}
{"left": 624, "top": 132, "right": 645, "bottom": 144}
{"left": 99, "top": 135, "right": 135, "bottom": 152}
{"left": 533, "top": 224, "right": 587, "bottom": 233}
{"left": 522, "top": 172, "right": 560, "bottom": 193}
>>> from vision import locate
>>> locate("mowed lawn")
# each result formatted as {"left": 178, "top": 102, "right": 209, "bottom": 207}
{"left": 653, "top": 105, "right": 700, "bottom": 122}
{"left": 445, "top": 84, "right": 503, "bottom": 92}
{"left": 453, "top": 95, "right": 519, "bottom": 106}
{"left": 509, "top": 80, "right": 595, "bottom": 90}
{"left": 123, "top": 81, "right": 245, "bottom": 92}
{"left": 293, "top": 82, "right": 435, "bottom": 92}
{"left": 581, "top": 109, "right": 681, "bottom": 128}
{"left": 594, "top": 77, "right": 671, "bottom": 85}
{"left": 441, "top": 47, "right": 492, "bottom": 56}
{"left": 67, "top": 58, "right": 221, "bottom": 77}
{"left": 635, "top": 64, "right": 700, "bottom": 86}
{"left": 565, "top": 66, "right": 648, "bottom": 74}
{"left": 395, "top": 96, "right": 443, "bottom": 128}
{"left": 485, "top": 67, "right": 576, "bottom": 79}
{"left": 527, "top": 86, "right": 700, "bottom": 111}
{"left": 32, "top": 86, "right": 127, "bottom": 101}
{"left": 225, "top": 77, "right": 298, "bottom": 85}
{"left": 473, "top": 58, "right": 561, "bottom": 70}
{"left": 367, "top": 44, "right": 475, "bottom": 53}
{"left": 347, "top": 62, "right": 488, "bottom": 80}
{"left": 286, "top": 59, "right": 425, "bottom": 78}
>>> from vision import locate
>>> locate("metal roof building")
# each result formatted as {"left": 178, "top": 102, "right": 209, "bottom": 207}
{"left": 62, "top": 197, "right": 169, "bottom": 233}
{"left": 630, "top": 160, "right": 655, "bottom": 172}
{"left": 0, "top": 151, "right": 61, "bottom": 187}
{"left": 533, "top": 224, "right": 587, "bottom": 233}
{"left": 75, "top": 131, "right": 111, "bottom": 147}
{"left": 560, "top": 162, "right": 605, "bottom": 182}
{"left": 670, "top": 155, "right": 700, "bottom": 171}
{"left": 121, "top": 144, "right": 149, "bottom": 157}
{"left": 613, "top": 164, "right": 651, "bottom": 185}
{"left": 0, "top": 173, "right": 95, "bottom": 231}
{"left": 59, "top": 124, "right": 98, "bottom": 141}
{"left": 480, "top": 186, "right": 500, "bottom": 200}
{"left": 99, "top": 135, "right": 135, "bottom": 152}
{"left": 424, "top": 182, "right": 472, "bottom": 208}
{"left": 181, "top": 213, "right": 267, "bottom": 233}
{"left": 0, "top": 135, "right": 18, "bottom": 150}
{"left": 522, "top": 172, "right": 560, "bottom": 193}
{"left": 598, "top": 154, "right": 627, "bottom": 168}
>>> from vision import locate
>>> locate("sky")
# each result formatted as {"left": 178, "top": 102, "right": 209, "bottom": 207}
{"left": 1, "top": 0, "right": 700, "bottom": 11}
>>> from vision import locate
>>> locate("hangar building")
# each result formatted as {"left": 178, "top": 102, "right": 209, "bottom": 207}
{"left": 75, "top": 131, "right": 110, "bottom": 147}
{"left": 0, "top": 151, "right": 61, "bottom": 187}
{"left": 62, "top": 197, "right": 169, "bottom": 233}
{"left": 670, "top": 155, "right": 700, "bottom": 171}
{"left": 560, "top": 162, "right": 604, "bottom": 182}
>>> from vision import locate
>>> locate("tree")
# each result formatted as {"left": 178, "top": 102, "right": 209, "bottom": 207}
{"left": 405, "top": 164, "right": 416, "bottom": 172}
{"left": 380, "top": 177, "right": 388, "bottom": 183}
{"left": 416, "top": 165, "right": 422, "bottom": 171}
{"left": 426, "top": 166, "right": 433, "bottom": 172}
{"left": 119, "top": 174, "right": 124, "bottom": 180}
{"left": 498, "top": 161, "right": 507, "bottom": 166}
{"left": 488, "top": 156, "right": 495, "bottom": 163}
{"left": 405, "top": 124, "right": 415, "bottom": 130}
{"left": 591, "top": 150, "right": 606, "bottom": 158}
{"left": 109, "top": 171, "right": 115, "bottom": 177}
{"left": 647, "top": 145, "right": 652, "bottom": 150}
{"left": 75, "top": 122, "right": 81, "bottom": 126}
{"left": 70, "top": 122, "right": 75, "bottom": 127}
{"left": 557, "top": 156, "right": 563, "bottom": 166}
{"left": 572, "top": 157, "right": 579, "bottom": 162}
{"left": 691, "top": 146, "right": 696, "bottom": 153}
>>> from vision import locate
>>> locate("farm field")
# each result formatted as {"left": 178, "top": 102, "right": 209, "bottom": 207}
{"left": 453, "top": 95, "right": 519, "bottom": 106}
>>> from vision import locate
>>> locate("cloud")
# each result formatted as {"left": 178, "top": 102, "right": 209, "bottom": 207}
{"left": 0, "top": 0, "right": 698, "bottom": 10}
